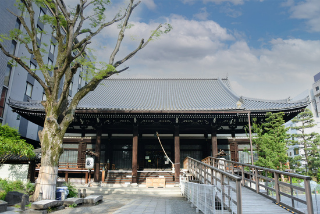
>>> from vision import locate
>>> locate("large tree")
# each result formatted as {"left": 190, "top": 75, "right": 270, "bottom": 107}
{"left": 0, "top": 0, "right": 170, "bottom": 199}
{"left": 290, "top": 108, "right": 320, "bottom": 178}
{"left": 252, "top": 112, "right": 289, "bottom": 170}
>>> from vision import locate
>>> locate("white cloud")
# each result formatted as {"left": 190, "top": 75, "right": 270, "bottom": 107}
{"left": 141, "top": 0, "right": 157, "bottom": 10}
{"left": 89, "top": 13, "right": 320, "bottom": 101}
{"left": 181, "top": 0, "right": 244, "bottom": 5}
{"left": 284, "top": 0, "right": 320, "bottom": 32}
{"left": 193, "top": 7, "right": 210, "bottom": 20}
{"left": 219, "top": 5, "right": 242, "bottom": 17}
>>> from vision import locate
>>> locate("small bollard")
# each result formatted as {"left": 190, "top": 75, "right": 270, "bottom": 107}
{"left": 38, "top": 192, "right": 43, "bottom": 201}
{"left": 61, "top": 191, "right": 66, "bottom": 201}
{"left": 83, "top": 189, "right": 86, "bottom": 198}
{"left": 20, "top": 194, "right": 28, "bottom": 211}
{"left": 78, "top": 189, "right": 81, "bottom": 198}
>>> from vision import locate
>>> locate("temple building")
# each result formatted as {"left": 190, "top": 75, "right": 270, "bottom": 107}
{"left": 8, "top": 78, "right": 309, "bottom": 184}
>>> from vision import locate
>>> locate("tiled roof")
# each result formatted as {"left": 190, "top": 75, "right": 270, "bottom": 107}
{"left": 8, "top": 78, "right": 309, "bottom": 112}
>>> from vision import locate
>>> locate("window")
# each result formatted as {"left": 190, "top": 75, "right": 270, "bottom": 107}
{"left": 316, "top": 86, "right": 319, "bottom": 91}
{"left": 37, "top": 25, "right": 42, "bottom": 41}
{"left": 30, "top": 62, "right": 36, "bottom": 72}
{"left": 290, "top": 152, "right": 292, "bottom": 156}
{"left": 15, "top": 18, "right": 21, "bottom": 30}
{"left": 4, "top": 65, "right": 12, "bottom": 87}
{"left": 42, "top": 93, "right": 46, "bottom": 101}
{"left": 78, "top": 75, "right": 82, "bottom": 86}
{"left": 25, "top": 82, "right": 33, "bottom": 97}
{"left": 294, "top": 148, "right": 299, "bottom": 155}
{"left": 48, "top": 58, "right": 53, "bottom": 67}
{"left": 49, "top": 43, "right": 55, "bottom": 55}
{"left": 69, "top": 81, "right": 73, "bottom": 91}
{"left": 0, "top": 87, "right": 8, "bottom": 118}
{"left": 10, "top": 40, "right": 17, "bottom": 55}
{"left": 39, "top": 9, "right": 45, "bottom": 18}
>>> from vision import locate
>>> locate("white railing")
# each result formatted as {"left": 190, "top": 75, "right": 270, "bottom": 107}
{"left": 182, "top": 157, "right": 242, "bottom": 214}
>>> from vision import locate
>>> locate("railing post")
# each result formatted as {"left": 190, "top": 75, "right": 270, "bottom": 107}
{"left": 304, "top": 178, "right": 314, "bottom": 214}
{"left": 274, "top": 172, "right": 280, "bottom": 204}
{"left": 290, "top": 176, "right": 294, "bottom": 208}
{"left": 204, "top": 165, "right": 207, "bottom": 184}
{"left": 232, "top": 163, "right": 234, "bottom": 175}
{"left": 241, "top": 165, "right": 245, "bottom": 186}
{"left": 222, "top": 173, "right": 225, "bottom": 209}
{"left": 211, "top": 168, "right": 214, "bottom": 185}
{"left": 255, "top": 168, "right": 259, "bottom": 193}
{"left": 236, "top": 179, "right": 242, "bottom": 214}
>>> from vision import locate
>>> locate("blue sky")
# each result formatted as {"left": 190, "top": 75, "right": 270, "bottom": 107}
{"left": 69, "top": 0, "right": 320, "bottom": 100}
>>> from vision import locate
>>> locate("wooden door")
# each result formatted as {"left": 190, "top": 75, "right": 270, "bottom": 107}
{"left": 77, "top": 142, "right": 87, "bottom": 168}
{"left": 230, "top": 142, "right": 238, "bottom": 162}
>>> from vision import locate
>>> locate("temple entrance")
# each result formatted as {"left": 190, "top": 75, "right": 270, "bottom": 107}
{"left": 144, "top": 150, "right": 172, "bottom": 169}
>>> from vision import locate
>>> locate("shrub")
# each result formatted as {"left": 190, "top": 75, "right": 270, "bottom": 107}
{"left": 0, "top": 191, "right": 6, "bottom": 200}
{"left": 64, "top": 182, "right": 77, "bottom": 198}
{"left": 26, "top": 182, "right": 35, "bottom": 195}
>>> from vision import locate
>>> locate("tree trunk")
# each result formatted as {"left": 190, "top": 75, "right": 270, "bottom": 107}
{"left": 34, "top": 118, "right": 64, "bottom": 200}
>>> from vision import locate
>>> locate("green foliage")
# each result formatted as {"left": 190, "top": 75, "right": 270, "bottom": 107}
{"left": 0, "top": 191, "right": 6, "bottom": 200}
{"left": 150, "top": 23, "right": 172, "bottom": 41}
{"left": 68, "top": 203, "right": 77, "bottom": 208}
{"left": 290, "top": 109, "right": 320, "bottom": 179}
{"left": 64, "top": 182, "right": 77, "bottom": 198}
{"left": 0, "top": 124, "right": 35, "bottom": 159}
{"left": 0, "top": 179, "right": 28, "bottom": 200}
{"left": 252, "top": 112, "right": 289, "bottom": 170}
{"left": 26, "top": 182, "right": 35, "bottom": 195}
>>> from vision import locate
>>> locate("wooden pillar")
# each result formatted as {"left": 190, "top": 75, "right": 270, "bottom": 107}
{"left": 174, "top": 125, "right": 180, "bottom": 182}
{"left": 248, "top": 112, "right": 254, "bottom": 165}
{"left": 85, "top": 172, "right": 88, "bottom": 184}
{"left": 211, "top": 129, "right": 218, "bottom": 157}
{"left": 65, "top": 172, "right": 68, "bottom": 183}
{"left": 94, "top": 128, "right": 102, "bottom": 182}
{"left": 132, "top": 126, "right": 138, "bottom": 183}
{"left": 27, "top": 160, "right": 36, "bottom": 183}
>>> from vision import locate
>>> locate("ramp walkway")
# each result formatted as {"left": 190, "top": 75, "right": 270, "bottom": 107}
{"left": 181, "top": 156, "right": 315, "bottom": 214}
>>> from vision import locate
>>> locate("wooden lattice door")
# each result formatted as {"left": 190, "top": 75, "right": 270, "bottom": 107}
{"left": 230, "top": 142, "right": 238, "bottom": 162}
{"left": 77, "top": 142, "right": 87, "bottom": 168}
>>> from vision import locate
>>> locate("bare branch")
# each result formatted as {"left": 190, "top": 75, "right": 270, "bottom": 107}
{"left": 57, "top": 62, "right": 81, "bottom": 111}
{"left": 0, "top": 43, "right": 48, "bottom": 93}
{"left": 113, "top": 24, "right": 162, "bottom": 68}
{"left": 72, "top": 41, "right": 91, "bottom": 60}
{"left": 109, "top": 0, "right": 141, "bottom": 65}
{"left": 56, "top": 0, "right": 71, "bottom": 22}
{"left": 73, "top": 4, "right": 129, "bottom": 50}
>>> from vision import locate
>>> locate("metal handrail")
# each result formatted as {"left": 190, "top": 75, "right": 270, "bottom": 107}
{"left": 202, "top": 156, "right": 314, "bottom": 214}
{"left": 183, "top": 156, "right": 242, "bottom": 214}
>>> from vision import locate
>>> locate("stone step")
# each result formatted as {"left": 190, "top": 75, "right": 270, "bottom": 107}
{"left": 31, "top": 200, "right": 64, "bottom": 210}
{"left": 63, "top": 198, "right": 84, "bottom": 206}
{"left": 84, "top": 195, "right": 103, "bottom": 204}
{"left": 79, "top": 186, "right": 181, "bottom": 195}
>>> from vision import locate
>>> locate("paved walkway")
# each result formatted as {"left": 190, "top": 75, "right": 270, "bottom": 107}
{"left": 53, "top": 189, "right": 199, "bottom": 214}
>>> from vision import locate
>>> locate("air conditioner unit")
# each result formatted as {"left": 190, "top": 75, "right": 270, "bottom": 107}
{"left": 85, "top": 157, "right": 94, "bottom": 169}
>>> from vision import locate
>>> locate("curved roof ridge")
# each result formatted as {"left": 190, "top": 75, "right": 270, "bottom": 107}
{"left": 106, "top": 77, "right": 221, "bottom": 80}
{"left": 8, "top": 98, "right": 42, "bottom": 105}
{"left": 241, "top": 96, "right": 309, "bottom": 104}
{"left": 217, "top": 78, "right": 240, "bottom": 101}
